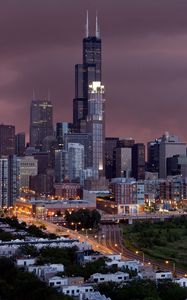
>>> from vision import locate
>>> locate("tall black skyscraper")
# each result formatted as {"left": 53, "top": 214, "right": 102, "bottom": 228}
{"left": 73, "top": 12, "right": 102, "bottom": 133}
{"left": 132, "top": 143, "right": 145, "bottom": 181}
{"left": 30, "top": 99, "right": 53, "bottom": 148}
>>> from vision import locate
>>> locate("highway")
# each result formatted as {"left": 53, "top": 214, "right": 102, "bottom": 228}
{"left": 100, "top": 224, "right": 187, "bottom": 278}
{"left": 18, "top": 215, "right": 187, "bottom": 278}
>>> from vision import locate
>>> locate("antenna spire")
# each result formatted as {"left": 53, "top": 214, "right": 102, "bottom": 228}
{"left": 96, "top": 11, "right": 100, "bottom": 38}
{"left": 85, "top": 10, "right": 89, "bottom": 38}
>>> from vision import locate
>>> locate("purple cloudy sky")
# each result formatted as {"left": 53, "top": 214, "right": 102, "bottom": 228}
{"left": 1, "top": 0, "right": 187, "bottom": 143}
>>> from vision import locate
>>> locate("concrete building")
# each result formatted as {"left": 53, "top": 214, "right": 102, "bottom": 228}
{"left": 90, "top": 272, "right": 129, "bottom": 283}
{"left": 16, "top": 257, "right": 36, "bottom": 267}
{"left": 62, "top": 285, "right": 94, "bottom": 297}
{"left": 54, "top": 182, "right": 82, "bottom": 199}
{"left": 19, "top": 156, "right": 38, "bottom": 189}
{"left": 110, "top": 178, "right": 145, "bottom": 214}
{"left": 0, "top": 124, "right": 15, "bottom": 156}
{"left": 114, "top": 147, "right": 132, "bottom": 178}
{"left": 159, "top": 132, "right": 187, "bottom": 178}
{"left": 155, "top": 270, "right": 173, "bottom": 281}
{"left": 167, "top": 155, "right": 187, "bottom": 177}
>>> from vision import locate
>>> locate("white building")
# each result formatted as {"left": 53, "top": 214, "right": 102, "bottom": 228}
{"left": 155, "top": 270, "right": 173, "bottom": 281}
{"left": 27, "top": 263, "right": 64, "bottom": 280}
{"left": 90, "top": 272, "right": 129, "bottom": 283}
{"left": 19, "top": 156, "right": 38, "bottom": 188}
{"left": 48, "top": 276, "right": 68, "bottom": 287}
{"left": 62, "top": 285, "right": 94, "bottom": 297}
{"left": 82, "top": 291, "right": 111, "bottom": 300}
{"left": 174, "top": 277, "right": 187, "bottom": 287}
{"left": 16, "top": 257, "right": 36, "bottom": 267}
{"left": 106, "top": 259, "right": 140, "bottom": 271}
{"left": 0, "top": 245, "right": 18, "bottom": 257}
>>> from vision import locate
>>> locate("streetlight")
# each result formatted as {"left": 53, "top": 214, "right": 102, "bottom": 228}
{"left": 165, "top": 260, "right": 176, "bottom": 277}
{"left": 136, "top": 250, "right": 145, "bottom": 265}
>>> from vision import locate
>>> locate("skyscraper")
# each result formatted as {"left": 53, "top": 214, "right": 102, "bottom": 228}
{"left": 87, "top": 81, "right": 105, "bottom": 178}
{"left": 30, "top": 99, "right": 53, "bottom": 148}
{"left": 132, "top": 143, "right": 145, "bottom": 180}
{"left": 73, "top": 12, "right": 102, "bottom": 133}
{"left": 159, "top": 132, "right": 187, "bottom": 178}
{"left": 15, "top": 132, "right": 25, "bottom": 156}
{"left": 0, "top": 155, "right": 20, "bottom": 207}
{"left": 68, "top": 143, "right": 84, "bottom": 182}
{"left": 105, "top": 137, "right": 119, "bottom": 179}
{"left": 0, "top": 124, "right": 15, "bottom": 156}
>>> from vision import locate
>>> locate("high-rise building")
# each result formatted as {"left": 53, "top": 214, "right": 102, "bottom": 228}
{"left": 15, "top": 132, "right": 25, "bottom": 156}
{"left": 19, "top": 156, "right": 38, "bottom": 189}
{"left": 159, "top": 132, "right": 187, "bottom": 178}
{"left": 56, "top": 122, "right": 70, "bottom": 147}
{"left": 105, "top": 137, "right": 119, "bottom": 179}
{"left": 115, "top": 147, "right": 132, "bottom": 178}
{"left": 167, "top": 155, "right": 187, "bottom": 178}
{"left": 68, "top": 143, "right": 84, "bottom": 182}
{"left": 0, "top": 155, "right": 20, "bottom": 207}
{"left": 87, "top": 81, "right": 105, "bottom": 178}
{"left": 113, "top": 138, "right": 134, "bottom": 179}
{"left": 110, "top": 178, "right": 145, "bottom": 214}
{"left": 54, "top": 149, "right": 69, "bottom": 183}
{"left": 64, "top": 133, "right": 92, "bottom": 168}
{"left": 0, "top": 158, "right": 8, "bottom": 207}
{"left": 30, "top": 99, "right": 53, "bottom": 148}
{"left": 30, "top": 174, "right": 54, "bottom": 196}
{"left": 147, "top": 139, "right": 161, "bottom": 173}
{"left": 132, "top": 143, "right": 145, "bottom": 180}
{"left": 0, "top": 124, "right": 15, "bottom": 156}
{"left": 73, "top": 12, "right": 102, "bottom": 133}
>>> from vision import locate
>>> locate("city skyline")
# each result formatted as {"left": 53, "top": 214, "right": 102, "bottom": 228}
{"left": 1, "top": 0, "right": 187, "bottom": 142}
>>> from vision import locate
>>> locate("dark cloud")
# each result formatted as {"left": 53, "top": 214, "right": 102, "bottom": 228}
{"left": 0, "top": 0, "right": 187, "bottom": 143}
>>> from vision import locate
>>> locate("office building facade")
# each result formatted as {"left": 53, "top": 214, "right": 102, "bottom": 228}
{"left": 0, "top": 125, "right": 15, "bottom": 156}
{"left": 30, "top": 99, "right": 53, "bottom": 148}
{"left": 87, "top": 81, "right": 105, "bottom": 178}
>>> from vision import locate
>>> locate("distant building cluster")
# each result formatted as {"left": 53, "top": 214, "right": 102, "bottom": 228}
{"left": 0, "top": 15, "right": 187, "bottom": 214}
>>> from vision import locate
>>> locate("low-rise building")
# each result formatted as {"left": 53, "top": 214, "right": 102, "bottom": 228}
{"left": 106, "top": 259, "right": 140, "bottom": 271}
{"left": 16, "top": 257, "right": 36, "bottom": 267}
{"left": 174, "top": 277, "right": 187, "bottom": 287}
{"left": 82, "top": 291, "right": 111, "bottom": 300}
{"left": 155, "top": 270, "right": 173, "bottom": 281}
{"left": 61, "top": 285, "right": 94, "bottom": 297}
{"left": 48, "top": 276, "right": 68, "bottom": 287}
{"left": 90, "top": 272, "right": 129, "bottom": 283}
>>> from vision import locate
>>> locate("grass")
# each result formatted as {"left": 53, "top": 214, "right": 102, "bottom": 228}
{"left": 121, "top": 216, "right": 187, "bottom": 270}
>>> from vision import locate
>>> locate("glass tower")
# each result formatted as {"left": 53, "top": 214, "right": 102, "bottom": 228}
{"left": 87, "top": 81, "right": 105, "bottom": 178}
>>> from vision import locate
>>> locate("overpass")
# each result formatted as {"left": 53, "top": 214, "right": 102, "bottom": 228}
{"left": 100, "top": 212, "right": 183, "bottom": 224}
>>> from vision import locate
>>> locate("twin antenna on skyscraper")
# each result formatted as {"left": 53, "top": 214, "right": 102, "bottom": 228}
{"left": 85, "top": 10, "right": 100, "bottom": 38}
